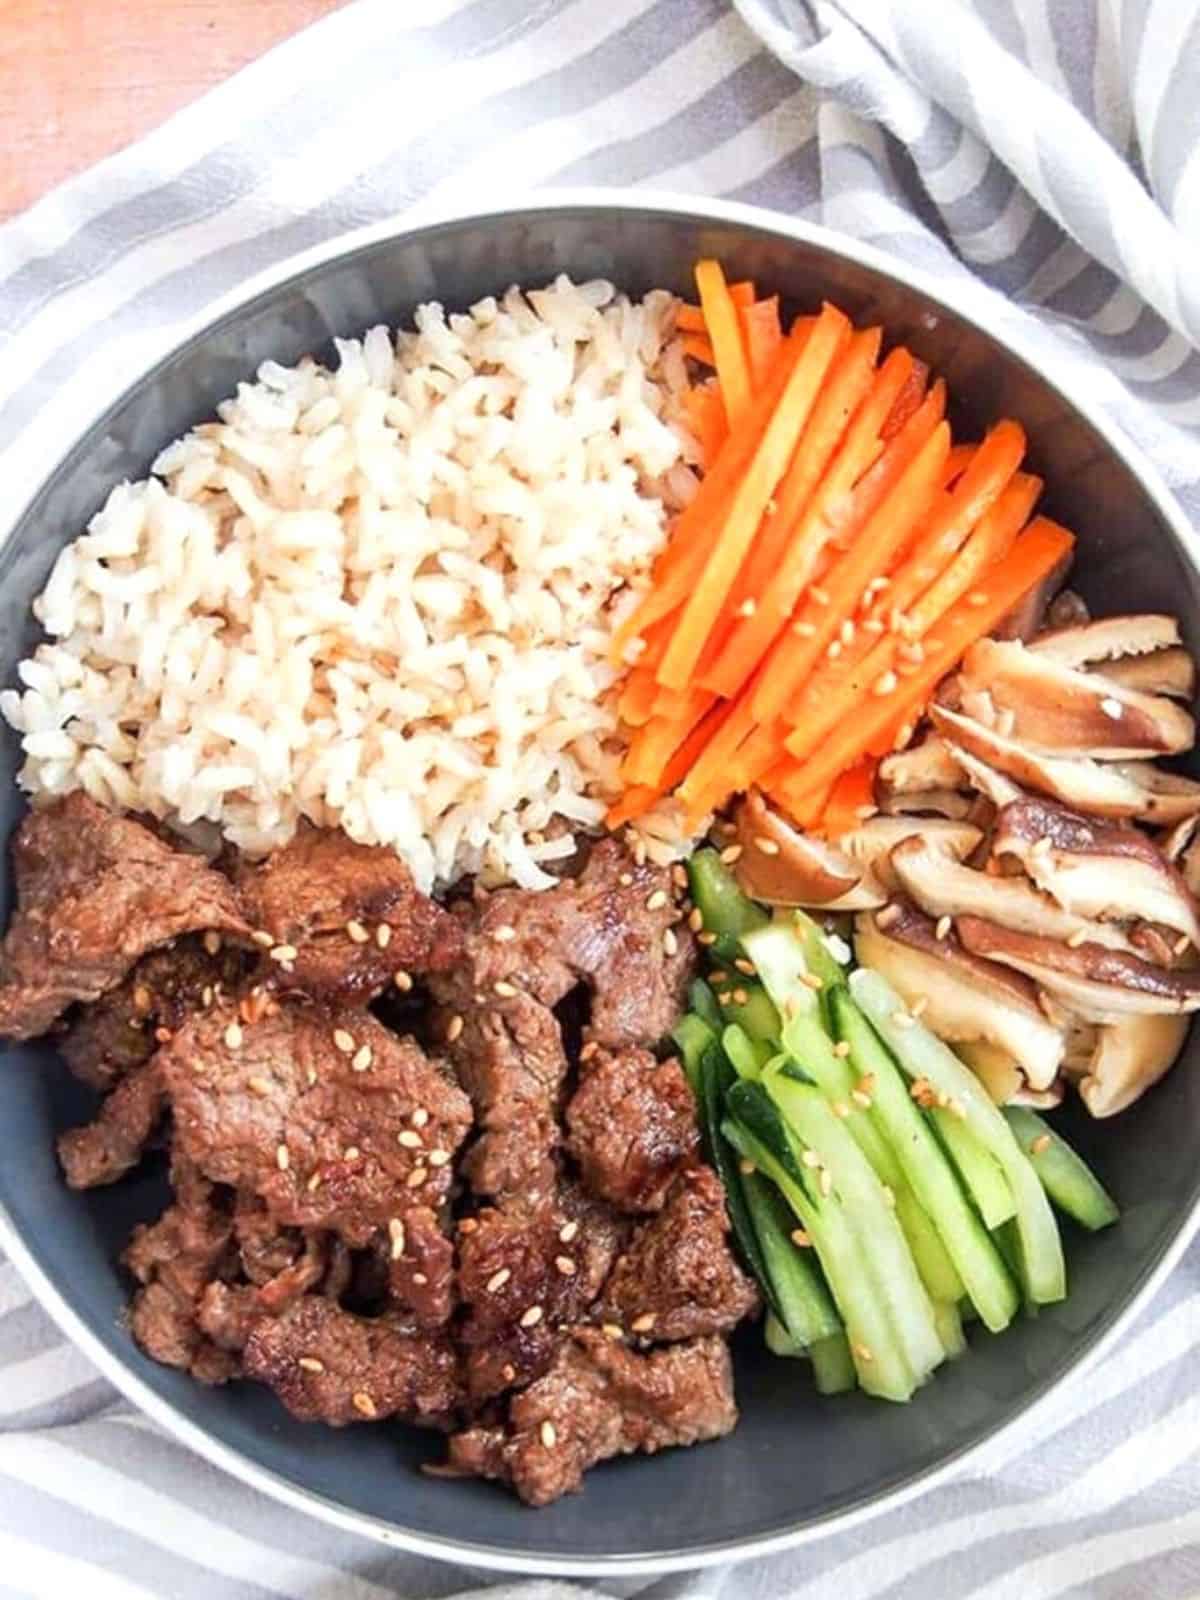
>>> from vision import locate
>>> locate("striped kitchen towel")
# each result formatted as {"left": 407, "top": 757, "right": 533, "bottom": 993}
{"left": 2, "top": 1, "right": 1200, "bottom": 1597}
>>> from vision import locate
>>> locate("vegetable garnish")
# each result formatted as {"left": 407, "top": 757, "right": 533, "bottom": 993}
{"left": 608, "top": 260, "right": 1079, "bottom": 834}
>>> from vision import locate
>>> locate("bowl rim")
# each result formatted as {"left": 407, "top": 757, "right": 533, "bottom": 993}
{"left": 2, "top": 186, "right": 1199, "bottom": 1577}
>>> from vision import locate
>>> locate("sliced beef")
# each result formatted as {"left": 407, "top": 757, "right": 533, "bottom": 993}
{"left": 434, "top": 838, "right": 694, "bottom": 1054}
{"left": 161, "top": 1001, "right": 472, "bottom": 1246}
{"left": 57, "top": 1058, "right": 166, "bottom": 1189}
{"left": 0, "top": 792, "right": 249, "bottom": 1040}
{"left": 446, "top": 1327, "right": 737, "bottom": 1506}
{"left": 387, "top": 1207, "right": 455, "bottom": 1329}
{"left": 236, "top": 824, "right": 462, "bottom": 1002}
{"left": 445, "top": 992, "right": 566, "bottom": 1202}
{"left": 59, "top": 937, "right": 246, "bottom": 1091}
{"left": 241, "top": 1295, "right": 461, "bottom": 1426}
{"left": 234, "top": 1192, "right": 306, "bottom": 1286}
{"left": 196, "top": 1232, "right": 332, "bottom": 1353}
{"left": 124, "top": 1158, "right": 238, "bottom": 1384}
{"left": 596, "top": 1167, "right": 758, "bottom": 1341}
{"left": 566, "top": 1046, "right": 698, "bottom": 1213}
{"left": 456, "top": 1183, "right": 626, "bottom": 1403}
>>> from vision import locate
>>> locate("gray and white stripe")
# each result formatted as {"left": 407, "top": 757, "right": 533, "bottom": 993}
{"left": 2, "top": 0, "right": 1200, "bottom": 1594}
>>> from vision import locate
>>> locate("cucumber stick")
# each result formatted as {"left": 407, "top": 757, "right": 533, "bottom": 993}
{"left": 688, "top": 977, "right": 724, "bottom": 1033}
{"left": 850, "top": 969, "right": 1065, "bottom": 1306}
{"left": 723, "top": 1088, "right": 917, "bottom": 1401}
{"left": 1003, "top": 1107, "right": 1119, "bottom": 1232}
{"left": 765, "top": 1311, "right": 806, "bottom": 1358}
{"left": 718, "top": 982, "right": 782, "bottom": 1046}
{"left": 671, "top": 1013, "right": 715, "bottom": 1096}
{"left": 741, "top": 1168, "right": 841, "bottom": 1346}
{"left": 696, "top": 1043, "right": 774, "bottom": 1302}
{"left": 723, "top": 1023, "right": 773, "bottom": 1081}
{"left": 687, "top": 849, "right": 768, "bottom": 963}
{"left": 764, "top": 1074, "right": 944, "bottom": 1385}
{"left": 831, "top": 988, "right": 1018, "bottom": 1332}
{"left": 931, "top": 1107, "right": 1017, "bottom": 1230}
{"left": 810, "top": 1331, "right": 857, "bottom": 1394}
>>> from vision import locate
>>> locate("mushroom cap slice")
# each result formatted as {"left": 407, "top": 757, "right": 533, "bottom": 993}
{"left": 855, "top": 903, "right": 1065, "bottom": 1088}
{"left": 960, "top": 637, "right": 1194, "bottom": 758}
{"left": 1100, "top": 647, "right": 1196, "bottom": 701}
{"left": 889, "top": 833, "right": 1137, "bottom": 952}
{"left": 930, "top": 703, "right": 1200, "bottom": 823}
{"left": 1074, "top": 1013, "right": 1190, "bottom": 1117}
{"left": 956, "top": 915, "right": 1200, "bottom": 1021}
{"left": 1029, "top": 613, "right": 1180, "bottom": 669}
{"left": 992, "top": 796, "right": 1200, "bottom": 946}
{"left": 730, "top": 790, "right": 862, "bottom": 906}
{"left": 955, "top": 1039, "right": 1023, "bottom": 1103}
{"left": 880, "top": 787, "right": 976, "bottom": 821}
{"left": 878, "top": 738, "right": 966, "bottom": 798}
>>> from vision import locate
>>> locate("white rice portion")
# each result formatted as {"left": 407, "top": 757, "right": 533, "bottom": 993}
{"left": 2, "top": 277, "right": 702, "bottom": 892}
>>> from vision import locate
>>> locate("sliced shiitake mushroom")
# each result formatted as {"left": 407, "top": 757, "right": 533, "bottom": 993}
{"left": 855, "top": 902, "right": 1065, "bottom": 1088}
{"left": 930, "top": 703, "right": 1200, "bottom": 823}
{"left": 1029, "top": 613, "right": 1180, "bottom": 669}
{"left": 959, "top": 637, "right": 1194, "bottom": 758}
{"left": 1100, "top": 647, "right": 1196, "bottom": 701}
{"left": 880, "top": 788, "right": 976, "bottom": 821}
{"left": 992, "top": 796, "right": 1200, "bottom": 947}
{"left": 955, "top": 915, "right": 1200, "bottom": 1022}
{"left": 877, "top": 737, "right": 966, "bottom": 799}
{"left": 1072, "top": 1013, "right": 1190, "bottom": 1118}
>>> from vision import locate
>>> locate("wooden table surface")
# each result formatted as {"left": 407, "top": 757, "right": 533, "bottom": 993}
{"left": 0, "top": 0, "right": 349, "bottom": 221}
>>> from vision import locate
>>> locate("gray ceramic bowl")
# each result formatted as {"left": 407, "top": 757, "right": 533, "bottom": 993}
{"left": 1, "top": 193, "right": 1199, "bottom": 1576}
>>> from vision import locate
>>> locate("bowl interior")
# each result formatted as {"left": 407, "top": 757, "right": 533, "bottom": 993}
{"left": 2, "top": 202, "right": 1198, "bottom": 1572}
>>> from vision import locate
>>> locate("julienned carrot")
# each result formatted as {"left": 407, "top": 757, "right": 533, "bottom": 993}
{"left": 682, "top": 334, "right": 716, "bottom": 367}
{"left": 817, "top": 758, "right": 878, "bottom": 838}
{"left": 741, "top": 296, "right": 783, "bottom": 388}
{"left": 777, "top": 518, "right": 1076, "bottom": 794}
{"left": 608, "top": 343, "right": 801, "bottom": 660}
{"left": 683, "top": 384, "right": 727, "bottom": 465}
{"left": 760, "top": 763, "right": 832, "bottom": 830}
{"left": 695, "top": 260, "right": 753, "bottom": 428}
{"left": 780, "top": 469, "right": 1043, "bottom": 735}
{"left": 606, "top": 698, "right": 737, "bottom": 827}
{"left": 675, "top": 689, "right": 762, "bottom": 818}
{"left": 749, "top": 419, "right": 952, "bottom": 727}
{"left": 676, "top": 304, "right": 707, "bottom": 334}
{"left": 728, "top": 281, "right": 756, "bottom": 308}
{"left": 836, "top": 379, "right": 947, "bottom": 535}
{"left": 701, "top": 338, "right": 916, "bottom": 699}
{"left": 622, "top": 687, "right": 718, "bottom": 788}
{"left": 618, "top": 665, "right": 661, "bottom": 728}
{"left": 942, "top": 443, "right": 976, "bottom": 486}
{"left": 880, "top": 359, "right": 929, "bottom": 441}
{"left": 656, "top": 305, "right": 852, "bottom": 692}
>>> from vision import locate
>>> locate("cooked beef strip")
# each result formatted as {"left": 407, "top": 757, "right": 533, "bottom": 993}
{"left": 57, "top": 1058, "right": 166, "bottom": 1189}
{"left": 446, "top": 1327, "right": 737, "bottom": 1507}
{"left": 234, "top": 1192, "right": 307, "bottom": 1286}
{"left": 387, "top": 1206, "right": 455, "bottom": 1329}
{"left": 236, "top": 824, "right": 462, "bottom": 1002}
{"left": 162, "top": 1001, "right": 472, "bottom": 1246}
{"left": 565, "top": 1046, "right": 698, "bottom": 1213}
{"left": 58, "top": 937, "right": 246, "bottom": 1091}
{"left": 456, "top": 1182, "right": 627, "bottom": 1402}
{"left": 0, "top": 792, "right": 249, "bottom": 1040}
{"left": 124, "top": 1158, "right": 238, "bottom": 1385}
{"left": 241, "top": 1295, "right": 462, "bottom": 1426}
{"left": 596, "top": 1167, "right": 759, "bottom": 1341}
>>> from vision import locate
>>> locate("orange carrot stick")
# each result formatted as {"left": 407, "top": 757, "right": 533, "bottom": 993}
{"left": 779, "top": 518, "right": 1076, "bottom": 789}
{"left": 942, "top": 443, "right": 976, "bottom": 486}
{"left": 676, "top": 304, "right": 706, "bottom": 334}
{"left": 656, "top": 304, "right": 852, "bottom": 691}
{"left": 618, "top": 665, "right": 662, "bottom": 729}
{"left": 683, "top": 384, "right": 727, "bottom": 465}
{"left": 682, "top": 334, "right": 716, "bottom": 367}
{"left": 695, "top": 260, "right": 753, "bottom": 428}
{"left": 749, "top": 419, "right": 953, "bottom": 726}
{"left": 728, "top": 281, "right": 756, "bottom": 308}
{"left": 606, "top": 698, "right": 737, "bottom": 828}
{"left": 741, "top": 296, "right": 783, "bottom": 389}
{"left": 880, "top": 358, "right": 929, "bottom": 440}
{"left": 675, "top": 689, "right": 763, "bottom": 816}
{"left": 819, "top": 758, "right": 879, "bottom": 838}
{"left": 622, "top": 688, "right": 718, "bottom": 788}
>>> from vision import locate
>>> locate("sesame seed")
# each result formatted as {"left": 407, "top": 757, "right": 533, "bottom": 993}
{"left": 345, "top": 919, "right": 369, "bottom": 944}
{"left": 446, "top": 1015, "right": 464, "bottom": 1043}
{"left": 855, "top": 803, "right": 879, "bottom": 820}
{"left": 874, "top": 670, "right": 899, "bottom": 696}
{"left": 458, "top": 1217, "right": 479, "bottom": 1235}
{"left": 738, "top": 598, "right": 757, "bottom": 618}
{"left": 132, "top": 984, "right": 153, "bottom": 1014}
{"left": 298, "top": 1356, "right": 325, "bottom": 1373}
{"left": 375, "top": 923, "right": 392, "bottom": 950}
{"left": 698, "top": 930, "right": 718, "bottom": 946}
{"left": 632, "top": 838, "right": 648, "bottom": 867}
{"left": 801, "top": 971, "right": 823, "bottom": 991}
{"left": 881, "top": 1185, "right": 895, "bottom": 1209}
{"left": 791, "top": 1228, "right": 811, "bottom": 1248}
{"left": 1175, "top": 933, "right": 1192, "bottom": 956}
{"left": 343, "top": 1145, "right": 361, "bottom": 1161}
{"left": 832, "top": 1100, "right": 850, "bottom": 1119}
{"left": 827, "top": 639, "right": 843, "bottom": 660}
{"left": 154, "top": 1026, "right": 172, "bottom": 1044}
{"left": 833, "top": 1039, "right": 851, "bottom": 1058}
{"left": 251, "top": 929, "right": 275, "bottom": 949}
{"left": 579, "top": 1040, "right": 599, "bottom": 1061}
{"left": 967, "top": 592, "right": 989, "bottom": 607}
{"left": 857, "top": 1074, "right": 876, "bottom": 1094}
{"left": 949, "top": 1097, "right": 968, "bottom": 1120}
{"left": 224, "top": 1022, "right": 243, "bottom": 1049}
{"left": 540, "top": 1421, "right": 558, "bottom": 1448}
{"left": 602, "top": 1323, "right": 624, "bottom": 1340}
{"left": 501, "top": 1363, "right": 517, "bottom": 1383}
{"left": 248, "top": 1076, "right": 272, "bottom": 1097}
{"left": 619, "top": 872, "right": 635, "bottom": 887}
{"left": 494, "top": 979, "right": 519, "bottom": 998}
{"left": 555, "top": 1255, "right": 577, "bottom": 1276}
{"left": 801, "top": 1150, "right": 821, "bottom": 1169}
{"left": 398, "top": 1129, "right": 423, "bottom": 1149}
{"left": 810, "top": 586, "right": 830, "bottom": 607}
{"left": 819, "top": 1169, "right": 833, "bottom": 1196}
{"left": 631, "top": 1313, "right": 657, "bottom": 1333}
{"left": 738, "top": 1158, "right": 756, "bottom": 1176}
{"left": 307, "top": 1171, "right": 322, "bottom": 1192}
{"left": 201, "top": 985, "right": 214, "bottom": 1008}
{"left": 1066, "top": 927, "right": 1088, "bottom": 948}
{"left": 203, "top": 931, "right": 222, "bottom": 956}
{"left": 1031, "top": 1133, "right": 1052, "bottom": 1155}
{"left": 487, "top": 1268, "right": 511, "bottom": 1293}
{"left": 732, "top": 987, "right": 749, "bottom": 1005}
{"left": 269, "top": 943, "right": 298, "bottom": 963}
{"left": 755, "top": 835, "right": 781, "bottom": 856}
{"left": 688, "top": 907, "right": 704, "bottom": 932}
{"left": 333, "top": 1029, "right": 355, "bottom": 1054}
{"left": 412, "top": 1107, "right": 430, "bottom": 1128}
{"left": 427, "top": 1148, "right": 450, "bottom": 1167}
{"left": 719, "top": 844, "right": 743, "bottom": 865}
{"left": 911, "top": 995, "right": 929, "bottom": 1018}
{"left": 406, "top": 1167, "right": 428, "bottom": 1189}
{"left": 935, "top": 915, "right": 952, "bottom": 941}
{"left": 840, "top": 619, "right": 856, "bottom": 645}
{"left": 276, "top": 1144, "right": 289, "bottom": 1171}
{"left": 793, "top": 620, "right": 817, "bottom": 637}
{"left": 306, "top": 1065, "right": 317, "bottom": 1086}
{"left": 520, "top": 1304, "right": 544, "bottom": 1328}
{"left": 663, "top": 927, "right": 679, "bottom": 957}
{"left": 852, "top": 1089, "right": 873, "bottom": 1109}
{"left": 891, "top": 1009, "right": 915, "bottom": 1029}
{"left": 854, "top": 1343, "right": 874, "bottom": 1363}
{"left": 491, "top": 925, "right": 517, "bottom": 945}
{"left": 877, "top": 903, "right": 902, "bottom": 930}
{"left": 646, "top": 889, "right": 669, "bottom": 912}
{"left": 393, "top": 969, "right": 413, "bottom": 992}
{"left": 352, "top": 1392, "right": 378, "bottom": 1419}
{"left": 351, "top": 1044, "right": 373, "bottom": 1073}
{"left": 863, "top": 617, "right": 886, "bottom": 634}
{"left": 389, "top": 1219, "right": 406, "bottom": 1259}
{"left": 412, "top": 1272, "right": 428, "bottom": 1286}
